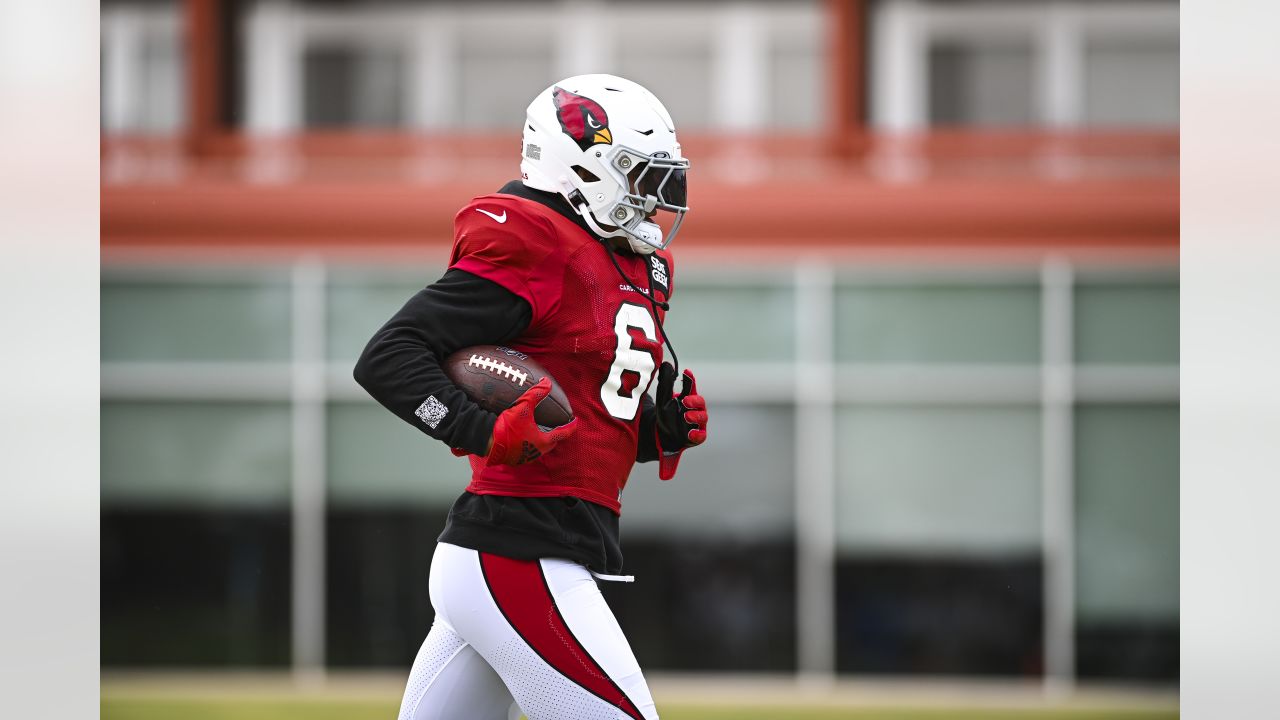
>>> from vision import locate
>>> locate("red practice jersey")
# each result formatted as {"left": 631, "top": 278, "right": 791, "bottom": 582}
{"left": 449, "top": 193, "right": 674, "bottom": 513}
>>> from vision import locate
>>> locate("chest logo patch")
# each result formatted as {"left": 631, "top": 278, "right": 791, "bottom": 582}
{"left": 476, "top": 208, "right": 508, "bottom": 224}
{"left": 649, "top": 254, "right": 670, "bottom": 297}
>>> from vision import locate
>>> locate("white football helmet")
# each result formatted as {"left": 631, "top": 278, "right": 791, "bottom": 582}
{"left": 520, "top": 74, "right": 689, "bottom": 255}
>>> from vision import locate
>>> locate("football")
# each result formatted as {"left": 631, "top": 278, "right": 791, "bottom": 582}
{"left": 443, "top": 345, "right": 574, "bottom": 428}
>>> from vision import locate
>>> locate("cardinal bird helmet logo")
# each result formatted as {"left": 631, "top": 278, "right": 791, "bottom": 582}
{"left": 552, "top": 86, "right": 613, "bottom": 151}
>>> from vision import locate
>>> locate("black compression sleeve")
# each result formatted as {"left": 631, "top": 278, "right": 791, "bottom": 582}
{"left": 353, "top": 268, "right": 533, "bottom": 456}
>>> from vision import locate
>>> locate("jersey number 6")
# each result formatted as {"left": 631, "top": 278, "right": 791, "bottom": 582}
{"left": 601, "top": 303, "right": 658, "bottom": 420}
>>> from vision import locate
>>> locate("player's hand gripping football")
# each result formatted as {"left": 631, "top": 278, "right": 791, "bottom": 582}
{"left": 654, "top": 362, "right": 708, "bottom": 480}
{"left": 481, "top": 377, "right": 578, "bottom": 467}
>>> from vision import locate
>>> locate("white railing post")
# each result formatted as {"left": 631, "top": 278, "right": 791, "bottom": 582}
{"left": 291, "top": 258, "right": 328, "bottom": 680}
{"left": 1041, "top": 257, "right": 1076, "bottom": 693}
{"left": 794, "top": 261, "right": 837, "bottom": 682}
{"left": 712, "top": 3, "right": 767, "bottom": 131}
{"left": 1040, "top": 3, "right": 1084, "bottom": 128}
{"left": 245, "top": 1, "right": 300, "bottom": 133}
{"left": 409, "top": 7, "right": 456, "bottom": 130}
{"left": 871, "top": 0, "right": 926, "bottom": 132}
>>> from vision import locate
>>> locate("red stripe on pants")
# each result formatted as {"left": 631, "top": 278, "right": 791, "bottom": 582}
{"left": 479, "top": 553, "right": 644, "bottom": 720}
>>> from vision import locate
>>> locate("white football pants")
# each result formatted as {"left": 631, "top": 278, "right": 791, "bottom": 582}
{"left": 396, "top": 542, "right": 659, "bottom": 720}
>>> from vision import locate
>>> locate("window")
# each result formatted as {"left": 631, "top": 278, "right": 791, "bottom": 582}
{"left": 103, "top": 401, "right": 292, "bottom": 507}
{"left": 1075, "top": 281, "right": 1179, "bottom": 364}
{"left": 617, "top": 33, "right": 715, "bottom": 130}
{"left": 835, "top": 283, "right": 1040, "bottom": 364}
{"left": 659, "top": 284, "right": 797, "bottom": 363}
{"left": 303, "top": 45, "right": 407, "bottom": 128}
{"left": 928, "top": 40, "right": 1036, "bottom": 127}
{"left": 102, "top": 278, "right": 292, "bottom": 362}
{"left": 101, "top": 2, "right": 185, "bottom": 134}
{"left": 1083, "top": 37, "right": 1179, "bottom": 128}
{"left": 102, "top": 400, "right": 293, "bottom": 665}
{"left": 624, "top": 404, "right": 796, "bottom": 536}
{"left": 327, "top": 401, "right": 470, "bottom": 507}
{"left": 456, "top": 19, "right": 555, "bottom": 129}
{"left": 1074, "top": 403, "right": 1178, "bottom": 679}
{"left": 835, "top": 405, "right": 1041, "bottom": 554}
{"left": 1075, "top": 404, "right": 1179, "bottom": 621}
{"left": 767, "top": 6, "right": 825, "bottom": 129}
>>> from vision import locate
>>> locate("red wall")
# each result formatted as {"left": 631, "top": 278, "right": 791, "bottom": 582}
{"left": 102, "top": 132, "right": 1178, "bottom": 263}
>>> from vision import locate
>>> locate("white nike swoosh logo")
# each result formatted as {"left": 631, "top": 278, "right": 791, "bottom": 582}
{"left": 476, "top": 208, "right": 507, "bottom": 223}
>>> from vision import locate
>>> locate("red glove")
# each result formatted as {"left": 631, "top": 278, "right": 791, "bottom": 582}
{"left": 457, "top": 377, "right": 577, "bottom": 467}
{"left": 655, "top": 363, "right": 708, "bottom": 481}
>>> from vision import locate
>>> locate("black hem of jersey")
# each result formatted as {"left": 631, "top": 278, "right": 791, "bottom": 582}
{"left": 440, "top": 505, "right": 622, "bottom": 575}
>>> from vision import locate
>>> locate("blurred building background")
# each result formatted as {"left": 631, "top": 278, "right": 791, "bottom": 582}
{"left": 100, "top": 0, "right": 1178, "bottom": 691}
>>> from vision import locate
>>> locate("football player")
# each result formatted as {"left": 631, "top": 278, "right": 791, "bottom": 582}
{"left": 354, "top": 74, "right": 708, "bottom": 720}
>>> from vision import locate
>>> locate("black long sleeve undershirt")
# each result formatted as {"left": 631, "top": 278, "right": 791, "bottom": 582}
{"left": 353, "top": 268, "right": 532, "bottom": 456}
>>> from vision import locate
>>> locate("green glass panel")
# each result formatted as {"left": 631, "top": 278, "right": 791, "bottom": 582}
{"left": 661, "top": 285, "right": 795, "bottom": 362}
{"left": 101, "top": 281, "right": 291, "bottom": 362}
{"left": 1075, "top": 404, "right": 1179, "bottom": 620}
{"left": 327, "top": 273, "right": 440, "bottom": 362}
{"left": 836, "top": 405, "right": 1041, "bottom": 553}
{"left": 1075, "top": 283, "right": 1179, "bottom": 364}
{"left": 102, "top": 402, "right": 291, "bottom": 507}
{"left": 327, "top": 401, "right": 472, "bottom": 506}
{"left": 835, "top": 285, "right": 1040, "bottom": 364}
{"left": 623, "top": 404, "right": 795, "bottom": 535}
{"left": 329, "top": 275, "right": 792, "bottom": 363}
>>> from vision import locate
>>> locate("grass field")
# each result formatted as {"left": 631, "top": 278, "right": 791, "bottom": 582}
{"left": 101, "top": 698, "right": 1178, "bottom": 720}
{"left": 101, "top": 672, "right": 1177, "bottom": 720}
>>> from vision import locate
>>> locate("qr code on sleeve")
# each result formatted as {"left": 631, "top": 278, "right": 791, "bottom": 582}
{"left": 415, "top": 396, "right": 449, "bottom": 429}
